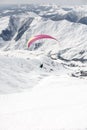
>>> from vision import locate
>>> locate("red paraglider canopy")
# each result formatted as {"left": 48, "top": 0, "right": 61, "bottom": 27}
{"left": 27, "top": 34, "right": 58, "bottom": 48}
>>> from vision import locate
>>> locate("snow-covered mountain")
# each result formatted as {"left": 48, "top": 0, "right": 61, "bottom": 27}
{"left": 0, "top": 4, "right": 87, "bottom": 92}
{"left": 0, "top": 4, "right": 87, "bottom": 129}
{"left": 0, "top": 5, "right": 87, "bottom": 54}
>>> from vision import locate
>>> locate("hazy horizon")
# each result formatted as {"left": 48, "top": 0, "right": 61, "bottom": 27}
{"left": 0, "top": 0, "right": 87, "bottom": 5}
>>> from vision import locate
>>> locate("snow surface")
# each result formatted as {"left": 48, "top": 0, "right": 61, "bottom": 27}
{"left": 0, "top": 76, "right": 87, "bottom": 129}
{"left": 0, "top": 4, "right": 87, "bottom": 129}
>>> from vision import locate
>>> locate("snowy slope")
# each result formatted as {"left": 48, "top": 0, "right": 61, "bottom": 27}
{"left": 0, "top": 49, "right": 67, "bottom": 93}
{"left": 0, "top": 75, "right": 87, "bottom": 129}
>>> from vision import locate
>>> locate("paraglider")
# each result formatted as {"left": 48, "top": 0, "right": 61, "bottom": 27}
{"left": 27, "top": 34, "right": 58, "bottom": 48}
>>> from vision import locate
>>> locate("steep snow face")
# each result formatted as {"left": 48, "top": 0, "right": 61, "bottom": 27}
{"left": 15, "top": 17, "right": 34, "bottom": 41}
{"left": 0, "top": 16, "right": 20, "bottom": 41}
{"left": 0, "top": 16, "right": 9, "bottom": 34}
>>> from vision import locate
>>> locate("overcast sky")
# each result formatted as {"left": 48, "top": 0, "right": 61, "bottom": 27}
{"left": 0, "top": 0, "right": 87, "bottom": 5}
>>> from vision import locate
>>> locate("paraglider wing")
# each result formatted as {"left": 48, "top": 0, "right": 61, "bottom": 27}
{"left": 27, "top": 34, "right": 58, "bottom": 48}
